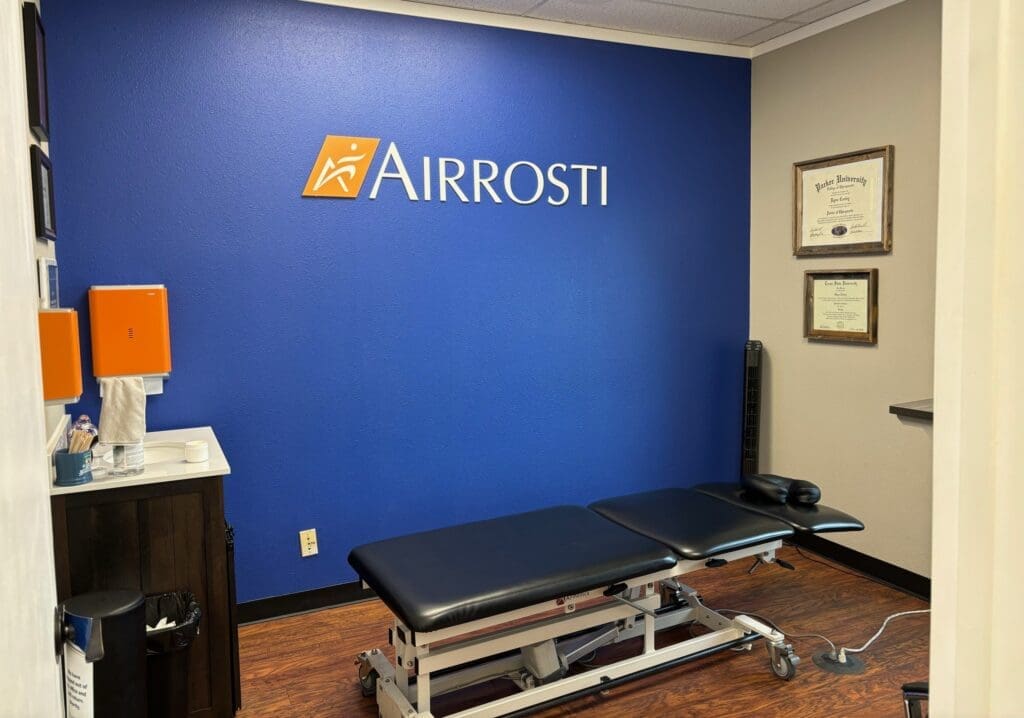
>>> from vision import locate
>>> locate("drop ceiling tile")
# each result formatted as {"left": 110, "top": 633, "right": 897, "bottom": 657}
{"left": 410, "top": 0, "right": 543, "bottom": 14}
{"left": 528, "top": 0, "right": 774, "bottom": 42}
{"left": 732, "top": 19, "right": 801, "bottom": 45}
{"left": 789, "top": 0, "right": 870, "bottom": 23}
{"left": 654, "top": 0, "right": 826, "bottom": 21}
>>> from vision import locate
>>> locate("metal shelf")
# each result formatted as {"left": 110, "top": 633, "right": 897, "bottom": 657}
{"left": 889, "top": 399, "right": 933, "bottom": 421}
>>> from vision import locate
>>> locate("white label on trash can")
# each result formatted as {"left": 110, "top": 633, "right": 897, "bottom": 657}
{"left": 64, "top": 642, "right": 94, "bottom": 718}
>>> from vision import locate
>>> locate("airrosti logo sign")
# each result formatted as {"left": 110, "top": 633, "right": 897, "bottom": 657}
{"left": 302, "top": 136, "right": 381, "bottom": 198}
{"left": 302, "top": 135, "right": 608, "bottom": 206}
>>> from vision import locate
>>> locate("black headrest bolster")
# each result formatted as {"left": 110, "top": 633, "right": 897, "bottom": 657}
{"left": 741, "top": 474, "right": 821, "bottom": 506}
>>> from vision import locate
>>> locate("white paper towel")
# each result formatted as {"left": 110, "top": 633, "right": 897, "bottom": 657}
{"left": 98, "top": 376, "right": 147, "bottom": 444}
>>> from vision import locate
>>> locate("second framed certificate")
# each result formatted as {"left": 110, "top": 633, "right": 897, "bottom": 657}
{"left": 794, "top": 146, "right": 893, "bottom": 256}
{"left": 804, "top": 269, "right": 878, "bottom": 344}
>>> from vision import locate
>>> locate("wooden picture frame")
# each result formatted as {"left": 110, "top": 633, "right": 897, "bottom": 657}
{"left": 794, "top": 146, "right": 893, "bottom": 256}
{"left": 22, "top": 2, "right": 50, "bottom": 141}
{"left": 30, "top": 145, "right": 57, "bottom": 241}
{"left": 804, "top": 269, "right": 878, "bottom": 344}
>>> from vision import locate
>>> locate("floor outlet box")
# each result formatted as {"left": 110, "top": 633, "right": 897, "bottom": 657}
{"left": 299, "top": 528, "right": 318, "bottom": 557}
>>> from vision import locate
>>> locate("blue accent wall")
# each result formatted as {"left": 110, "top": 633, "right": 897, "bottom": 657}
{"left": 47, "top": 0, "right": 750, "bottom": 602}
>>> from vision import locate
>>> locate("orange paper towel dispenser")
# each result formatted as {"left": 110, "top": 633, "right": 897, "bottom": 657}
{"left": 89, "top": 285, "right": 172, "bottom": 377}
{"left": 39, "top": 309, "right": 83, "bottom": 403}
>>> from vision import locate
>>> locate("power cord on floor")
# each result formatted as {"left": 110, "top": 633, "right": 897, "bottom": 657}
{"left": 836, "top": 609, "right": 930, "bottom": 662}
{"left": 783, "top": 543, "right": 931, "bottom": 659}
{"left": 710, "top": 603, "right": 930, "bottom": 663}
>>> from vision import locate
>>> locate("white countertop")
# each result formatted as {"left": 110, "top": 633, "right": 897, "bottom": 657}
{"left": 51, "top": 426, "right": 231, "bottom": 496}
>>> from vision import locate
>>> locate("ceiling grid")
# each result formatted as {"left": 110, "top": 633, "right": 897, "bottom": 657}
{"left": 406, "top": 0, "right": 873, "bottom": 47}
{"left": 305, "top": 0, "right": 908, "bottom": 57}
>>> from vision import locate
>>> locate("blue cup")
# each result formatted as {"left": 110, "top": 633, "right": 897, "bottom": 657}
{"left": 54, "top": 449, "right": 93, "bottom": 486}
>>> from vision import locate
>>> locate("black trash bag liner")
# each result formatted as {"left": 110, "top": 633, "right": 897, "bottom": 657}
{"left": 145, "top": 591, "right": 201, "bottom": 654}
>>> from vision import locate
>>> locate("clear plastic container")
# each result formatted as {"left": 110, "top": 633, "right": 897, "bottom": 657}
{"left": 108, "top": 441, "right": 145, "bottom": 477}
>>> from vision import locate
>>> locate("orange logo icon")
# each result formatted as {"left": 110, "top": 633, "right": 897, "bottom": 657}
{"left": 302, "top": 135, "right": 381, "bottom": 198}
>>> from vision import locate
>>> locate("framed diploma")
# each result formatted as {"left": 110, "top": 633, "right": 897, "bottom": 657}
{"left": 794, "top": 146, "right": 893, "bottom": 256}
{"left": 804, "top": 269, "right": 878, "bottom": 344}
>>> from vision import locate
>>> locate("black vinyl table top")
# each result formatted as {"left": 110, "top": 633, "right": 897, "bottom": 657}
{"left": 349, "top": 505, "right": 678, "bottom": 634}
{"left": 349, "top": 487, "right": 864, "bottom": 635}
{"left": 590, "top": 488, "right": 795, "bottom": 560}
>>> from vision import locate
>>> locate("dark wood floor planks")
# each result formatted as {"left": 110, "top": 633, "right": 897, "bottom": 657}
{"left": 237, "top": 546, "right": 929, "bottom": 717}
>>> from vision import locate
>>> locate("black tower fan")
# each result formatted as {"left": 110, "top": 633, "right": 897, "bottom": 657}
{"left": 741, "top": 340, "right": 763, "bottom": 476}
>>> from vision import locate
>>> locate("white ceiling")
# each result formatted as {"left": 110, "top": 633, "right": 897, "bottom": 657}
{"left": 400, "top": 0, "right": 876, "bottom": 47}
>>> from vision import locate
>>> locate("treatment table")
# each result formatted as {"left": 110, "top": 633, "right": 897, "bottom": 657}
{"left": 349, "top": 482, "right": 863, "bottom": 718}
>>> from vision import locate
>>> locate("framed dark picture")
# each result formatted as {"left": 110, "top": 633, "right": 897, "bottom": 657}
{"left": 794, "top": 146, "right": 894, "bottom": 256}
{"left": 804, "top": 269, "right": 878, "bottom": 344}
{"left": 23, "top": 2, "right": 50, "bottom": 141}
{"left": 30, "top": 145, "right": 57, "bottom": 241}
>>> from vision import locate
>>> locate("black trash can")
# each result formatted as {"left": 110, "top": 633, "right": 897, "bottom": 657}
{"left": 62, "top": 590, "right": 146, "bottom": 718}
{"left": 145, "top": 591, "right": 202, "bottom": 718}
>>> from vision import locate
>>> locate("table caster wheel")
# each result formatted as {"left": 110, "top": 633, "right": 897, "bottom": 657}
{"left": 359, "top": 667, "right": 379, "bottom": 697}
{"left": 768, "top": 644, "right": 799, "bottom": 681}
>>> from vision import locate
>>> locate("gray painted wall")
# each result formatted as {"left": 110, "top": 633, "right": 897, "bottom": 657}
{"left": 750, "top": 0, "right": 940, "bottom": 576}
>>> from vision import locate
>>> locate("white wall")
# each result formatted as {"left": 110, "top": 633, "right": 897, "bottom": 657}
{"left": 930, "top": 1, "right": 1024, "bottom": 714}
{"left": 749, "top": 0, "right": 940, "bottom": 576}
{"left": 0, "top": 0, "right": 63, "bottom": 714}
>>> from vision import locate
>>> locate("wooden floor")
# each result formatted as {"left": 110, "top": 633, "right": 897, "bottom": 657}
{"left": 237, "top": 546, "right": 929, "bottom": 717}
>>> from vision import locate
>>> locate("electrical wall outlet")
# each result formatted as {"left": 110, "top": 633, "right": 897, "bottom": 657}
{"left": 299, "top": 528, "right": 318, "bottom": 557}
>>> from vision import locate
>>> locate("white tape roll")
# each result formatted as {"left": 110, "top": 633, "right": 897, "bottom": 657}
{"left": 184, "top": 440, "right": 209, "bottom": 463}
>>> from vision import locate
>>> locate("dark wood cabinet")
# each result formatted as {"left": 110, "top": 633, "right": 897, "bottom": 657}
{"left": 52, "top": 475, "right": 239, "bottom": 718}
